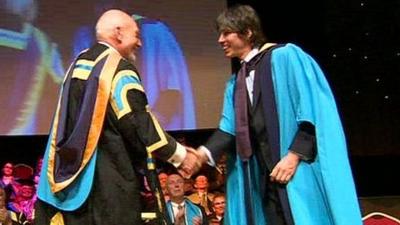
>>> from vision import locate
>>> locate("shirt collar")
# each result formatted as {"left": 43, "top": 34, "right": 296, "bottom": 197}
{"left": 171, "top": 201, "right": 185, "bottom": 208}
{"left": 243, "top": 48, "right": 260, "bottom": 63}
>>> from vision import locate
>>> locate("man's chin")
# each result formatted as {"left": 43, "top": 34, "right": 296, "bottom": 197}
{"left": 224, "top": 52, "right": 234, "bottom": 58}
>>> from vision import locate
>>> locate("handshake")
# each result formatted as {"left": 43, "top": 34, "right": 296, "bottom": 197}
{"left": 177, "top": 147, "right": 209, "bottom": 179}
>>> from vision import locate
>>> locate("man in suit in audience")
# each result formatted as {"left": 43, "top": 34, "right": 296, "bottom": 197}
{"left": 187, "top": 175, "right": 214, "bottom": 216}
{"left": 166, "top": 174, "right": 207, "bottom": 225}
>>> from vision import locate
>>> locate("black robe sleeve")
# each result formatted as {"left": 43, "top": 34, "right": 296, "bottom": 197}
{"left": 204, "top": 129, "right": 235, "bottom": 162}
{"left": 111, "top": 63, "right": 179, "bottom": 162}
{"left": 289, "top": 121, "right": 316, "bottom": 162}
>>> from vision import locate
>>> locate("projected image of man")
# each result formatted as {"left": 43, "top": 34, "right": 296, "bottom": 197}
{"left": 0, "top": 0, "right": 65, "bottom": 135}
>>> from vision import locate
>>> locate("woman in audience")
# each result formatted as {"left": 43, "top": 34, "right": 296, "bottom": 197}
{"left": 0, "top": 163, "right": 19, "bottom": 202}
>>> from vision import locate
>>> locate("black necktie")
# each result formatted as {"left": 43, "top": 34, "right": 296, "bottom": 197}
{"left": 235, "top": 62, "right": 252, "bottom": 161}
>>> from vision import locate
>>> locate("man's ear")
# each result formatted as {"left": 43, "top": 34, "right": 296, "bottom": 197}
{"left": 245, "top": 29, "right": 253, "bottom": 40}
{"left": 114, "top": 26, "right": 123, "bottom": 43}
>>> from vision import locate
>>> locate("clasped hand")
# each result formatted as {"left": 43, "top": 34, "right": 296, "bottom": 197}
{"left": 178, "top": 147, "right": 208, "bottom": 179}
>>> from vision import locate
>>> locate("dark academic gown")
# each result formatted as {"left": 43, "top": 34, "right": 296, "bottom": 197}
{"left": 35, "top": 43, "right": 181, "bottom": 225}
{"left": 205, "top": 43, "right": 362, "bottom": 225}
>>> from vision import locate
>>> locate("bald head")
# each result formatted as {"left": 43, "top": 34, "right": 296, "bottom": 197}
{"left": 95, "top": 9, "right": 141, "bottom": 62}
{"left": 96, "top": 9, "right": 131, "bottom": 39}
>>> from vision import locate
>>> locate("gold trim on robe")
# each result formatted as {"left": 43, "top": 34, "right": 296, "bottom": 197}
{"left": 47, "top": 49, "right": 121, "bottom": 193}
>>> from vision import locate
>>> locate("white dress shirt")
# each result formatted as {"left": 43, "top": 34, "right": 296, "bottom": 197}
{"left": 199, "top": 48, "right": 260, "bottom": 166}
{"left": 243, "top": 48, "right": 260, "bottom": 105}
{"left": 171, "top": 201, "right": 186, "bottom": 217}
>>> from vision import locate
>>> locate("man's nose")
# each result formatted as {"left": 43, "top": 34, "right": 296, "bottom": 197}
{"left": 218, "top": 34, "right": 225, "bottom": 43}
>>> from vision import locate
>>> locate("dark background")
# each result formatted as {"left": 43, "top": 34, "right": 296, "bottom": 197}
{"left": 1, "top": 0, "right": 399, "bottom": 197}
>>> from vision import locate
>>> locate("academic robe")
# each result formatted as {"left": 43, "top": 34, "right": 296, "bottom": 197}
{"left": 205, "top": 43, "right": 363, "bottom": 225}
{"left": 137, "top": 17, "right": 196, "bottom": 130}
{"left": 187, "top": 192, "right": 215, "bottom": 215}
{"left": 36, "top": 43, "right": 182, "bottom": 225}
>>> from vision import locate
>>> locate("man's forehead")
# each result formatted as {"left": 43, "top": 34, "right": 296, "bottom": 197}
{"left": 214, "top": 196, "right": 225, "bottom": 202}
{"left": 168, "top": 174, "right": 183, "bottom": 181}
{"left": 159, "top": 173, "right": 168, "bottom": 178}
{"left": 196, "top": 175, "right": 207, "bottom": 180}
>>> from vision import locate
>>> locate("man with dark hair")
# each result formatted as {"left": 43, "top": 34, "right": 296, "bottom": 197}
{"left": 35, "top": 9, "right": 200, "bottom": 225}
{"left": 193, "top": 4, "right": 363, "bottom": 225}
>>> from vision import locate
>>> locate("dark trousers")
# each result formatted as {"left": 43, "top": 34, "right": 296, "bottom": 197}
{"left": 263, "top": 177, "right": 289, "bottom": 225}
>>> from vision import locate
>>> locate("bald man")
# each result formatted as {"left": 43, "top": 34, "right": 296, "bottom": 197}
{"left": 35, "top": 10, "right": 199, "bottom": 225}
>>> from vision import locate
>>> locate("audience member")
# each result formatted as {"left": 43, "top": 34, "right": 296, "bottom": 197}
{"left": 7, "top": 179, "right": 35, "bottom": 223}
{"left": 0, "top": 163, "right": 18, "bottom": 202}
{"left": 158, "top": 172, "right": 170, "bottom": 202}
{"left": 188, "top": 175, "right": 214, "bottom": 216}
{"left": 207, "top": 194, "right": 225, "bottom": 225}
{"left": 166, "top": 174, "right": 207, "bottom": 225}
{"left": 0, "top": 186, "right": 11, "bottom": 225}
{"left": 1, "top": 187, "right": 31, "bottom": 225}
{"left": 183, "top": 178, "right": 195, "bottom": 196}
